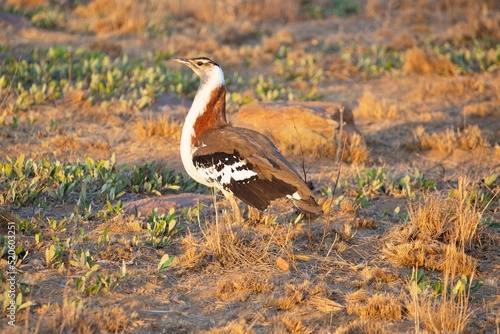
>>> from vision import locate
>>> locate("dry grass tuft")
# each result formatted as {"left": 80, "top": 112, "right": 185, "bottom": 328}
{"left": 447, "top": 3, "right": 500, "bottom": 40}
{"left": 335, "top": 318, "right": 388, "bottom": 334}
{"left": 6, "top": 0, "right": 46, "bottom": 9}
{"left": 166, "top": 0, "right": 300, "bottom": 23}
{"left": 37, "top": 302, "right": 102, "bottom": 333}
{"left": 463, "top": 101, "right": 500, "bottom": 118}
{"left": 177, "top": 234, "right": 209, "bottom": 273}
{"left": 409, "top": 125, "right": 488, "bottom": 153}
{"left": 216, "top": 274, "right": 272, "bottom": 301}
{"left": 383, "top": 176, "right": 486, "bottom": 275}
{"left": 281, "top": 315, "right": 313, "bottom": 334}
{"left": 339, "top": 197, "right": 358, "bottom": 213}
{"left": 403, "top": 47, "right": 457, "bottom": 75}
{"left": 352, "top": 217, "right": 377, "bottom": 229}
{"left": 413, "top": 77, "right": 486, "bottom": 100}
{"left": 62, "top": 89, "right": 90, "bottom": 112}
{"left": 270, "top": 280, "right": 332, "bottom": 311}
{"left": 346, "top": 293, "right": 403, "bottom": 321}
{"left": 272, "top": 282, "right": 309, "bottom": 310}
{"left": 52, "top": 135, "right": 80, "bottom": 149}
{"left": 458, "top": 125, "right": 488, "bottom": 150}
{"left": 133, "top": 115, "right": 181, "bottom": 140}
{"left": 73, "top": 0, "right": 149, "bottom": 35}
{"left": 98, "top": 305, "right": 138, "bottom": 332}
{"left": 203, "top": 320, "right": 256, "bottom": 334}
{"left": 355, "top": 91, "right": 398, "bottom": 119}
{"left": 306, "top": 295, "right": 344, "bottom": 312}
{"left": 407, "top": 260, "right": 476, "bottom": 333}
{"left": 384, "top": 239, "right": 477, "bottom": 275}
{"left": 344, "top": 133, "right": 370, "bottom": 164}
{"left": 179, "top": 219, "right": 277, "bottom": 270}
{"left": 99, "top": 243, "right": 134, "bottom": 262}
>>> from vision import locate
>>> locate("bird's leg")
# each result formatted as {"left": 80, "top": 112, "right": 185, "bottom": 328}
{"left": 247, "top": 206, "right": 261, "bottom": 223}
{"left": 223, "top": 191, "right": 243, "bottom": 224}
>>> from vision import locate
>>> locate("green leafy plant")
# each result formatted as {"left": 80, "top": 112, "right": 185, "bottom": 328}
{"left": 97, "top": 226, "right": 111, "bottom": 248}
{"left": 146, "top": 208, "right": 182, "bottom": 247}
{"left": 410, "top": 268, "right": 483, "bottom": 299}
{"left": 158, "top": 254, "right": 174, "bottom": 271}
{"left": 0, "top": 282, "right": 32, "bottom": 313}
{"left": 70, "top": 249, "right": 93, "bottom": 269}
{"left": 75, "top": 265, "right": 106, "bottom": 296}
{"left": 46, "top": 217, "right": 67, "bottom": 232}
{"left": 0, "top": 46, "right": 196, "bottom": 111}
{"left": 45, "top": 242, "right": 64, "bottom": 269}
{"left": 395, "top": 168, "right": 436, "bottom": 200}
{"left": 354, "top": 167, "right": 388, "bottom": 205}
{"left": 0, "top": 155, "right": 189, "bottom": 220}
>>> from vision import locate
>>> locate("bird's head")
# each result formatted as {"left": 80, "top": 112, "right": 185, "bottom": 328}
{"left": 173, "top": 57, "right": 223, "bottom": 84}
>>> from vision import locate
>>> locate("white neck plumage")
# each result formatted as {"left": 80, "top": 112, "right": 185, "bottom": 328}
{"left": 180, "top": 65, "right": 226, "bottom": 186}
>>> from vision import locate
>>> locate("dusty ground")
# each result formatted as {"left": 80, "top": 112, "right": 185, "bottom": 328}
{"left": 0, "top": 1, "right": 499, "bottom": 333}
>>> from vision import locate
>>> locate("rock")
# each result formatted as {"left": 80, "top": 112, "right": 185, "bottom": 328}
{"left": 230, "top": 101, "right": 363, "bottom": 158}
{"left": 123, "top": 193, "right": 212, "bottom": 216}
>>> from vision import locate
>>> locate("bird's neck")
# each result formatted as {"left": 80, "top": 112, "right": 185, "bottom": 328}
{"left": 182, "top": 68, "right": 228, "bottom": 148}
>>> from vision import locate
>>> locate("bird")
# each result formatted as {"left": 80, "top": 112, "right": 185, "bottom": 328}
{"left": 173, "top": 57, "right": 322, "bottom": 221}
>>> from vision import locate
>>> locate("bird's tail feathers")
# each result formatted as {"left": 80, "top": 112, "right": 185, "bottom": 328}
{"left": 292, "top": 197, "right": 323, "bottom": 215}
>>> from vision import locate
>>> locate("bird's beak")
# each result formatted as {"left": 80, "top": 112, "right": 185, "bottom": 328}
{"left": 172, "top": 57, "right": 190, "bottom": 66}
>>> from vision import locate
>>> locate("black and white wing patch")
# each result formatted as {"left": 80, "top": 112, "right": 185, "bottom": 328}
{"left": 193, "top": 150, "right": 258, "bottom": 189}
{"left": 192, "top": 150, "right": 297, "bottom": 211}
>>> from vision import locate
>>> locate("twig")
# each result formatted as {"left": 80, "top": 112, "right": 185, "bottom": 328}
{"left": 335, "top": 106, "right": 345, "bottom": 163}
{"left": 1, "top": 55, "right": 22, "bottom": 110}
{"left": 318, "top": 130, "right": 347, "bottom": 252}
{"left": 331, "top": 137, "right": 347, "bottom": 206}
{"left": 291, "top": 117, "right": 308, "bottom": 183}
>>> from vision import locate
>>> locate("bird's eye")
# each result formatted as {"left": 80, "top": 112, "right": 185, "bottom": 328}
{"left": 197, "top": 61, "right": 203, "bottom": 66}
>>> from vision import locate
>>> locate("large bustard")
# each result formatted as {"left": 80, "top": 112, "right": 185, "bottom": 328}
{"left": 173, "top": 57, "right": 322, "bottom": 219}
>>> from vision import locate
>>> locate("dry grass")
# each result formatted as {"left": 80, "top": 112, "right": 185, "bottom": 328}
{"left": 409, "top": 125, "right": 488, "bottom": 152}
{"left": 344, "top": 133, "right": 370, "bottom": 164}
{"left": 383, "top": 175, "right": 486, "bottom": 275}
{"left": 216, "top": 274, "right": 273, "bottom": 301}
{"left": 384, "top": 239, "right": 477, "bottom": 275}
{"left": 346, "top": 293, "right": 403, "bottom": 321}
{"left": 407, "top": 261, "right": 476, "bottom": 333}
{"left": 446, "top": 2, "right": 500, "bottom": 40}
{"left": 71, "top": 0, "right": 300, "bottom": 34}
{"left": 463, "top": 101, "right": 500, "bottom": 118}
{"left": 268, "top": 280, "right": 339, "bottom": 314}
{"left": 403, "top": 47, "right": 457, "bottom": 75}
{"left": 352, "top": 217, "right": 377, "bottom": 229}
{"left": 353, "top": 266, "right": 399, "bottom": 287}
{"left": 271, "top": 281, "right": 312, "bottom": 311}
{"left": 280, "top": 315, "right": 313, "bottom": 334}
{"left": 458, "top": 125, "right": 489, "bottom": 150}
{"left": 133, "top": 115, "right": 181, "bottom": 139}
{"left": 279, "top": 129, "right": 368, "bottom": 164}
{"left": 73, "top": 0, "right": 151, "bottom": 35}
{"left": 6, "top": 0, "right": 46, "bottom": 9}
{"left": 355, "top": 91, "right": 399, "bottom": 119}
{"left": 165, "top": 0, "right": 300, "bottom": 23}
{"left": 178, "top": 216, "right": 284, "bottom": 271}
{"left": 306, "top": 295, "right": 344, "bottom": 312}
{"left": 335, "top": 319, "right": 388, "bottom": 334}
{"left": 36, "top": 300, "right": 135, "bottom": 333}
{"left": 412, "top": 77, "right": 486, "bottom": 100}
{"left": 203, "top": 320, "right": 255, "bottom": 334}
